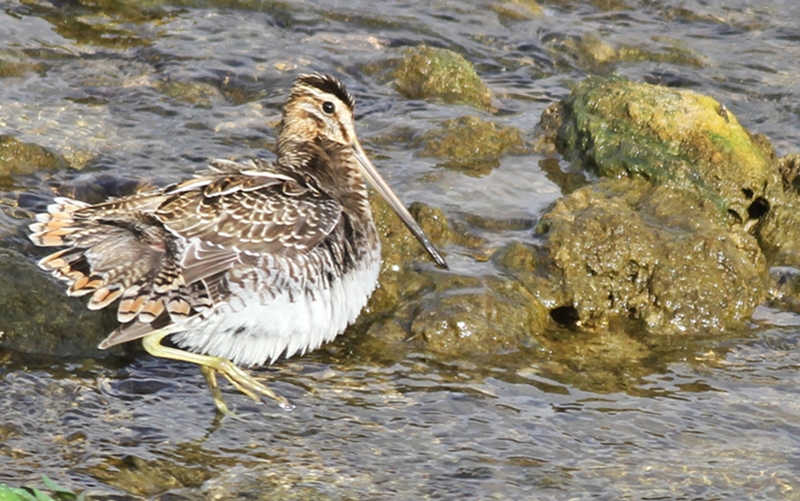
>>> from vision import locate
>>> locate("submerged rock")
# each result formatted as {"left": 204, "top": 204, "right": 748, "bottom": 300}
{"left": 417, "top": 115, "right": 525, "bottom": 177}
{"left": 360, "top": 193, "right": 549, "bottom": 357}
{"left": 383, "top": 46, "right": 494, "bottom": 111}
{"left": 548, "top": 33, "right": 705, "bottom": 72}
{"left": 0, "top": 135, "right": 68, "bottom": 176}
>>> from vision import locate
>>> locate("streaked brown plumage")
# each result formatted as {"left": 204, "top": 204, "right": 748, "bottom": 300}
{"left": 29, "top": 74, "right": 447, "bottom": 414}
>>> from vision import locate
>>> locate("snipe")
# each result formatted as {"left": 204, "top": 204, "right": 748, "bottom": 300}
{"left": 29, "top": 73, "right": 448, "bottom": 414}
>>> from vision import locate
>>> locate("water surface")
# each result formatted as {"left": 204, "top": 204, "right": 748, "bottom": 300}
{"left": 2, "top": 0, "right": 800, "bottom": 499}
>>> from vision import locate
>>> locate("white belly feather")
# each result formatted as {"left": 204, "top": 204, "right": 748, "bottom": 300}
{"left": 171, "top": 253, "right": 381, "bottom": 367}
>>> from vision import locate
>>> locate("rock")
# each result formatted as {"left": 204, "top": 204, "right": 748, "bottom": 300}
{"left": 538, "top": 179, "right": 768, "bottom": 334}
{"left": 417, "top": 115, "right": 525, "bottom": 177}
{"left": 489, "top": 0, "right": 544, "bottom": 21}
{"left": 542, "top": 75, "right": 780, "bottom": 229}
{"left": 0, "top": 249, "right": 116, "bottom": 357}
{"left": 0, "top": 135, "right": 68, "bottom": 176}
{"left": 754, "top": 154, "right": 800, "bottom": 268}
{"left": 155, "top": 79, "right": 225, "bottom": 108}
{"left": 387, "top": 46, "right": 494, "bottom": 111}
{"left": 357, "top": 193, "right": 549, "bottom": 357}
{"left": 548, "top": 33, "right": 705, "bottom": 72}
{"left": 408, "top": 274, "right": 547, "bottom": 356}
{"left": 363, "top": 272, "right": 548, "bottom": 358}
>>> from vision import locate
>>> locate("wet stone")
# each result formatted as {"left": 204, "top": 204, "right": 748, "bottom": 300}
{"left": 358, "top": 193, "right": 548, "bottom": 357}
{"left": 490, "top": 0, "right": 544, "bottom": 21}
{"left": 548, "top": 32, "right": 705, "bottom": 72}
{"left": 417, "top": 115, "right": 525, "bottom": 177}
{"left": 364, "top": 272, "right": 548, "bottom": 357}
{"left": 408, "top": 274, "right": 547, "bottom": 356}
{"left": 542, "top": 75, "right": 782, "bottom": 228}
{"left": 538, "top": 179, "right": 768, "bottom": 335}
{"left": 386, "top": 45, "right": 494, "bottom": 111}
{"left": 0, "top": 248, "right": 116, "bottom": 357}
{"left": 155, "top": 79, "right": 225, "bottom": 108}
{"left": 0, "top": 135, "right": 69, "bottom": 176}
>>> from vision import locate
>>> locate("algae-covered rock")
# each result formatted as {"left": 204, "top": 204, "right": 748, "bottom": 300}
{"left": 390, "top": 46, "right": 494, "bottom": 111}
{"left": 418, "top": 115, "right": 524, "bottom": 176}
{"left": 754, "top": 154, "right": 800, "bottom": 268}
{"left": 156, "top": 79, "right": 224, "bottom": 107}
{"left": 0, "top": 135, "right": 68, "bottom": 176}
{"left": 0, "top": 58, "right": 47, "bottom": 78}
{"left": 550, "top": 33, "right": 705, "bottom": 72}
{"left": 490, "top": 0, "right": 544, "bottom": 21}
{"left": 492, "top": 240, "right": 567, "bottom": 310}
{"left": 538, "top": 179, "right": 768, "bottom": 334}
{"left": 364, "top": 194, "right": 446, "bottom": 316}
{"left": 359, "top": 193, "right": 549, "bottom": 357}
{"left": 546, "top": 75, "right": 780, "bottom": 227}
{"left": 754, "top": 202, "right": 800, "bottom": 267}
{"left": 363, "top": 272, "right": 548, "bottom": 358}
{"left": 0, "top": 249, "right": 116, "bottom": 357}
{"left": 408, "top": 274, "right": 547, "bottom": 355}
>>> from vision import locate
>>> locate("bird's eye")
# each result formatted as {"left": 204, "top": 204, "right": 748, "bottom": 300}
{"left": 322, "top": 101, "right": 335, "bottom": 114}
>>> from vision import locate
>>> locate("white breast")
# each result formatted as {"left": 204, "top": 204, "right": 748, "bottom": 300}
{"left": 170, "top": 251, "right": 381, "bottom": 367}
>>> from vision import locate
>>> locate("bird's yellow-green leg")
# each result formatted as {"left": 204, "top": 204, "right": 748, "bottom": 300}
{"left": 199, "top": 365, "right": 235, "bottom": 417}
{"left": 141, "top": 328, "right": 294, "bottom": 414}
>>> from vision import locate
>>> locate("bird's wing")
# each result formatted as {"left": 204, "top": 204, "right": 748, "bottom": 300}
{"left": 157, "top": 166, "right": 344, "bottom": 285}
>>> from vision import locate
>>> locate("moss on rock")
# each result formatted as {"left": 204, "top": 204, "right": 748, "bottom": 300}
{"left": 546, "top": 75, "right": 780, "bottom": 227}
{"left": 0, "top": 135, "right": 68, "bottom": 176}
{"left": 391, "top": 46, "right": 494, "bottom": 111}
{"left": 538, "top": 179, "right": 768, "bottom": 334}
{"left": 417, "top": 115, "right": 524, "bottom": 176}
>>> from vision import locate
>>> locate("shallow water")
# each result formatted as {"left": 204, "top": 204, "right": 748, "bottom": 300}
{"left": 2, "top": 0, "right": 800, "bottom": 499}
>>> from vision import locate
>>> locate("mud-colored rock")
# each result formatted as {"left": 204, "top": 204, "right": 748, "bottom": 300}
{"left": 93, "top": 455, "right": 211, "bottom": 498}
{"left": 755, "top": 202, "right": 800, "bottom": 267}
{"left": 57, "top": 173, "right": 154, "bottom": 205}
{"left": 156, "top": 79, "right": 224, "bottom": 108}
{"left": 0, "top": 249, "right": 116, "bottom": 357}
{"left": 363, "top": 272, "right": 548, "bottom": 358}
{"left": 538, "top": 179, "right": 768, "bottom": 334}
{"left": 755, "top": 154, "right": 800, "bottom": 268}
{"left": 0, "top": 58, "right": 47, "bottom": 78}
{"left": 549, "top": 33, "right": 705, "bottom": 72}
{"left": 490, "top": 0, "right": 544, "bottom": 21}
{"left": 492, "top": 240, "right": 567, "bottom": 310}
{"left": 417, "top": 115, "right": 524, "bottom": 176}
{"left": 357, "top": 193, "right": 548, "bottom": 357}
{"left": 408, "top": 274, "right": 547, "bottom": 356}
{"left": 543, "top": 75, "right": 780, "bottom": 227}
{"left": 0, "top": 135, "right": 68, "bottom": 176}
{"left": 389, "top": 46, "right": 494, "bottom": 111}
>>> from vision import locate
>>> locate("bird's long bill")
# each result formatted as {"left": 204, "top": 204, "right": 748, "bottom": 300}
{"left": 353, "top": 143, "right": 449, "bottom": 269}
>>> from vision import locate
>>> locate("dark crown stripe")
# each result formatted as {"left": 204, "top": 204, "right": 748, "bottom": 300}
{"left": 296, "top": 73, "right": 355, "bottom": 111}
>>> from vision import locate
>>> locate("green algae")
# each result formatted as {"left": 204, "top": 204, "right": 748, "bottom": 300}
{"left": 548, "top": 75, "right": 780, "bottom": 225}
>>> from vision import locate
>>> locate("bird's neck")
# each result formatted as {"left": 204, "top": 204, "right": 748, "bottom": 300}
{"left": 276, "top": 138, "right": 371, "bottom": 220}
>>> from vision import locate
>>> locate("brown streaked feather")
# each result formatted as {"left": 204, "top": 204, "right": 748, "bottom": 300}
{"left": 158, "top": 171, "right": 342, "bottom": 258}
{"left": 28, "top": 151, "right": 346, "bottom": 348}
{"left": 88, "top": 285, "right": 124, "bottom": 310}
{"left": 99, "top": 320, "right": 161, "bottom": 349}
